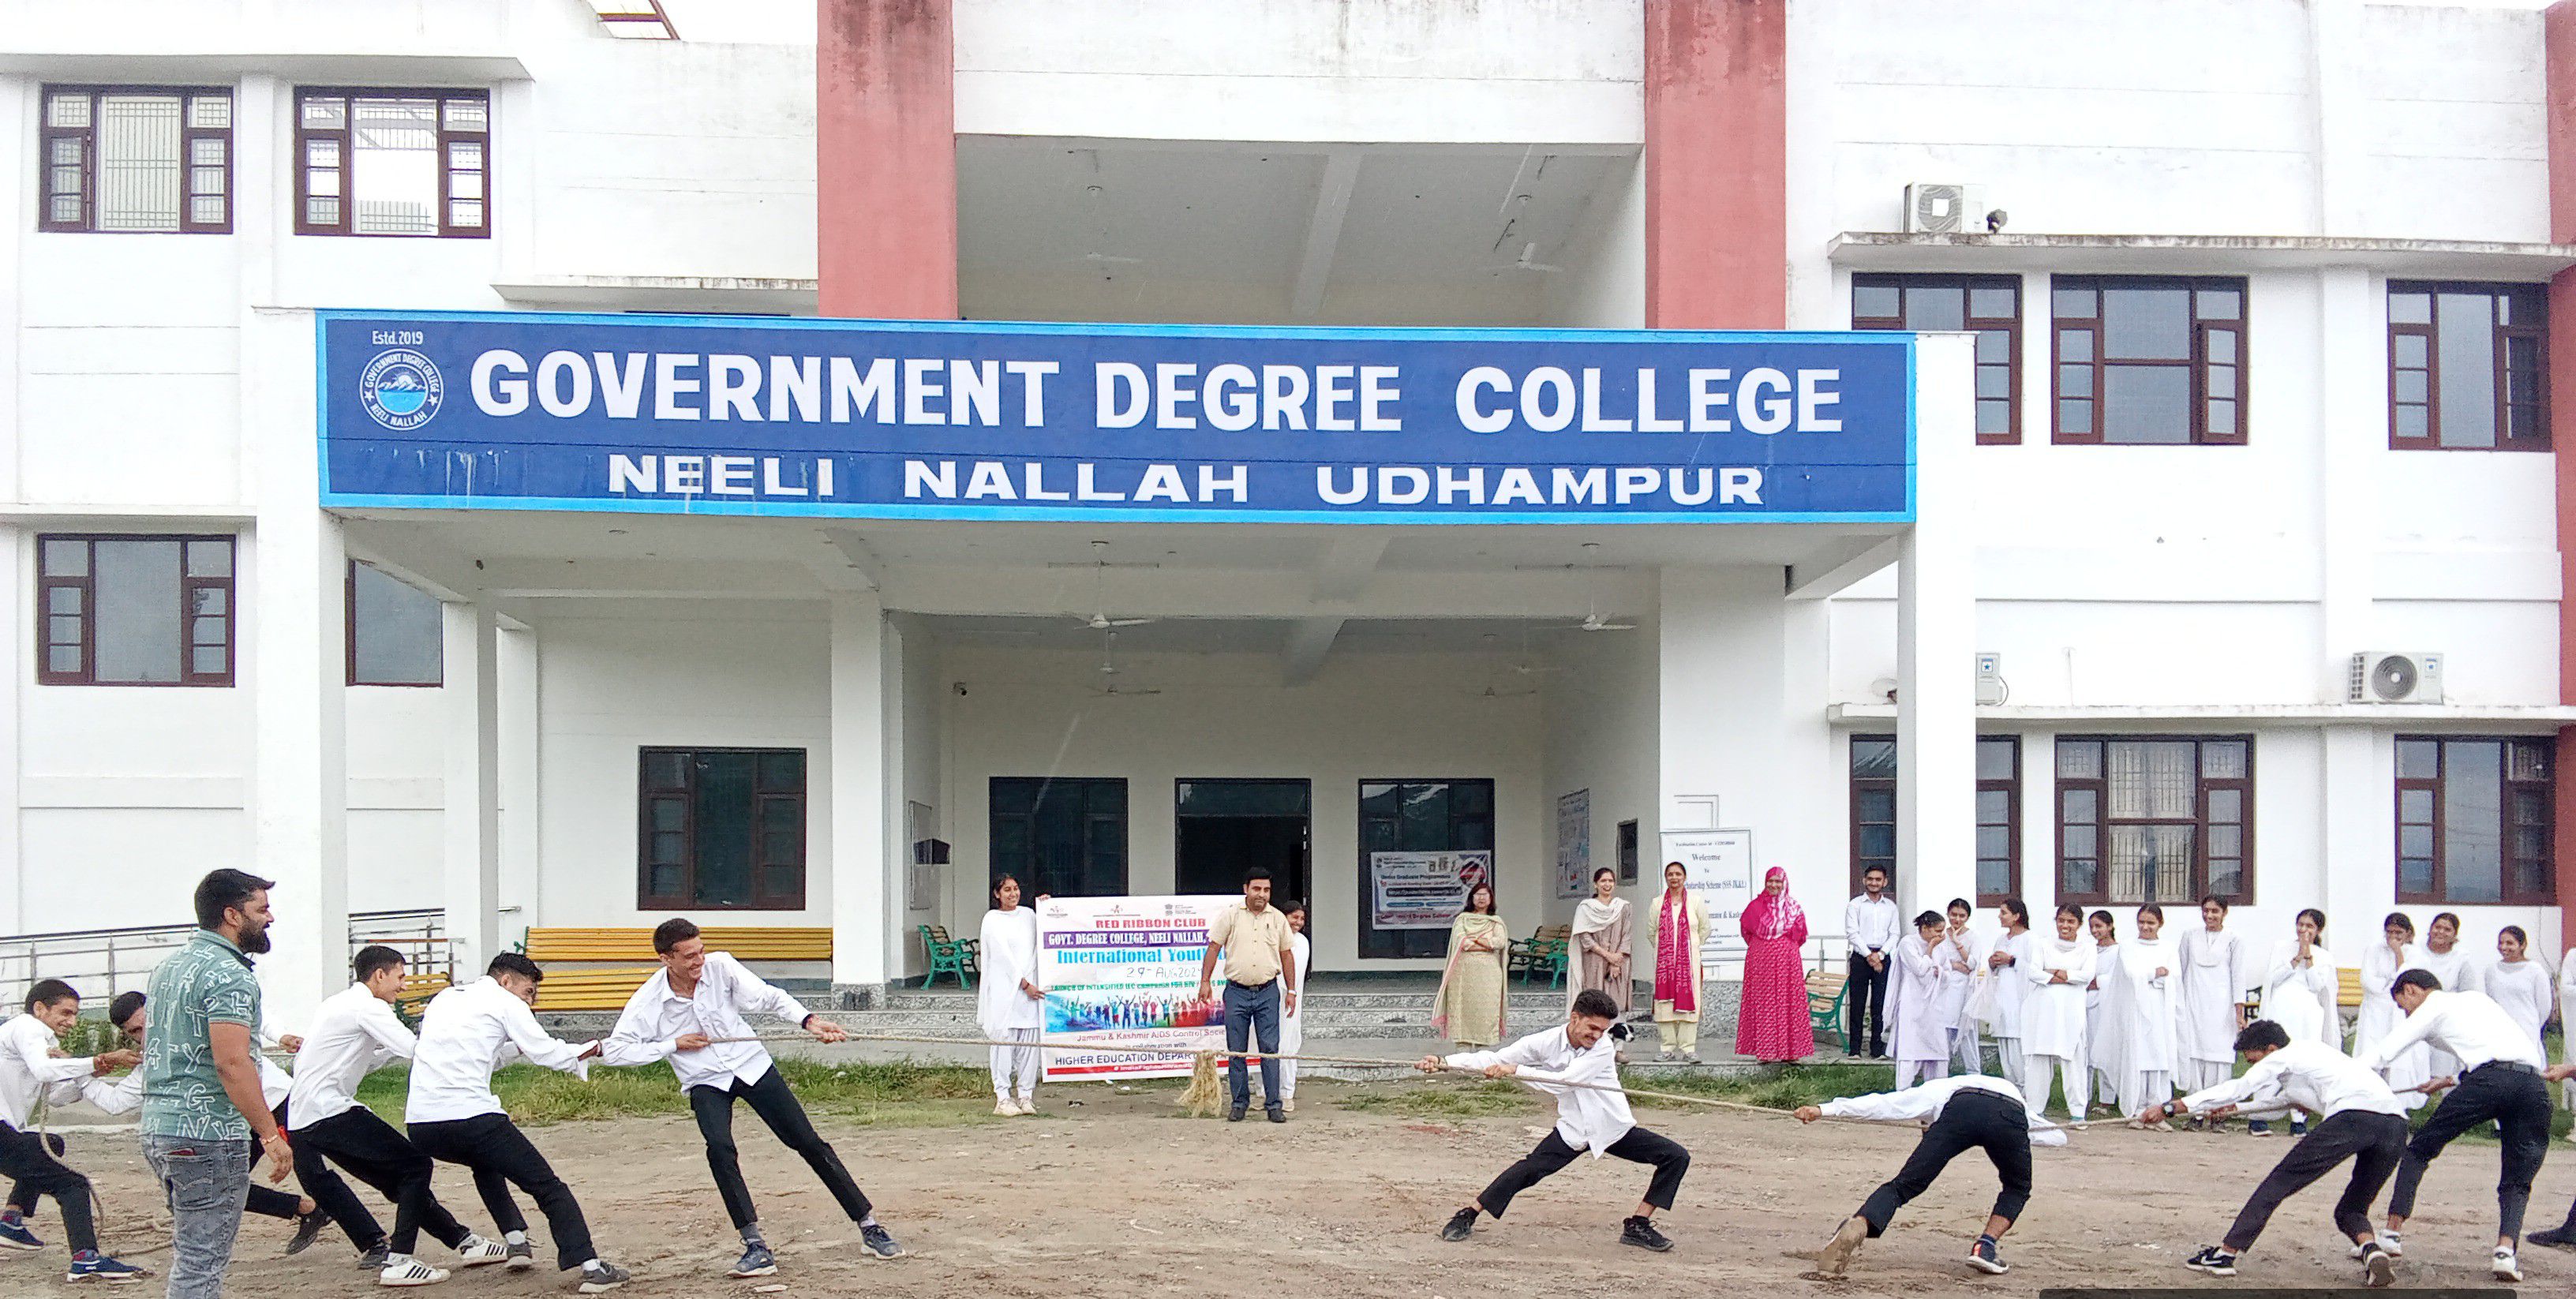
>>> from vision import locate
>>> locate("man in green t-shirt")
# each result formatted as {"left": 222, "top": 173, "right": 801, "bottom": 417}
{"left": 140, "top": 869, "right": 290, "bottom": 1299}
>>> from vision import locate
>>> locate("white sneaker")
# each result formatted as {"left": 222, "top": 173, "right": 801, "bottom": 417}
{"left": 993, "top": 1100, "right": 1017, "bottom": 1116}
{"left": 2378, "top": 1231, "right": 2404, "bottom": 1259}
{"left": 2492, "top": 1247, "right": 2521, "bottom": 1282}
{"left": 1013, "top": 1098, "right": 1036, "bottom": 1116}
{"left": 452, "top": 1236, "right": 508, "bottom": 1268}
{"left": 1282, "top": 1099, "right": 1296, "bottom": 1114}
{"left": 379, "top": 1256, "right": 450, "bottom": 1287}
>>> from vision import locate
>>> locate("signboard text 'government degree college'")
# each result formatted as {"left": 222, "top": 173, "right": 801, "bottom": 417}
{"left": 319, "top": 312, "right": 1916, "bottom": 524}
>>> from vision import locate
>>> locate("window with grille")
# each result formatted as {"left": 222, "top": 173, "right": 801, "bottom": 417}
{"left": 2387, "top": 283, "right": 2547, "bottom": 451}
{"left": 37, "top": 535, "right": 234, "bottom": 686}
{"left": 1849, "top": 735, "right": 2020, "bottom": 902}
{"left": 346, "top": 562, "right": 444, "bottom": 687}
{"left": 2056, "top": 736, "right": 2252, "bottom": 905}
{"left": 295, "top": 88, "right": 489, "bottom": 238}
{"left": 638, "top": 748, "right": 807, "bottom": 910}
{"left": 2395, "top": 737, "right": 2552, "bottom": 904}
{"left": 1849, "top": 736, "right": 1896, "bottom": 893}
{"left": 39, "top": 87, "right": 231, "bottom": 234}
{"left": 2051, "top": 277, "right": 2246, "bottom": 444}
{"left": 989, "top": 777, "right": 1129, "bottom": 900}
{"left": 1852, "top": 274, "right": 2022, "bottom": 444}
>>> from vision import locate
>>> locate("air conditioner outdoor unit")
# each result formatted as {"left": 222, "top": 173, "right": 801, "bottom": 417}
{"left": 1904, "top": 183, "right": 1983, "bottom": 234}
{"left": 2349, "top": 651, "right": 2443, "bottom": 705}
{"left": 1975, "top": 652, "right": 2009, "bottom": 706}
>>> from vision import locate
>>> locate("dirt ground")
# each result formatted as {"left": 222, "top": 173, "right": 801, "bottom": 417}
{"left": 17, "top": 1084, "right": 2574, "bottom": 1298}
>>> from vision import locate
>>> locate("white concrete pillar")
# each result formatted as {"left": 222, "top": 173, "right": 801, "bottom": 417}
{"left": 0, "top": 529, "right": 21, "bottom": 935}
{"left": 829, "top": 593, "right": 893, "bottom": 994}
{"left": 496, "top": 623, "right": 540, "bottom": 934}
{"left": 441, "top": 601, "right": 500, "bottom": 977}
{"left": 2320, "top": 726, "right": 2387, "bottom": 953}
{"left": 2317, "top": 266, "right": 2377, "bottom": 700}
{"left": 1896, "top": 331, "right": 1979, "bottom": 918}
{"left": 2019, "top": 728, "right": 2058, "bottom": 919}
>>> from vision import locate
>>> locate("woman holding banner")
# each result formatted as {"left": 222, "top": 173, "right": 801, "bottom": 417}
{"left": 1736, "top": 867, "right": 1814, "bottom": 1062}
{"left": 1650, "top": 861, "right": 1712, "bottom": 1061}
{"left": 1432, "top": 885, "right": 1511, "bottom": 1048}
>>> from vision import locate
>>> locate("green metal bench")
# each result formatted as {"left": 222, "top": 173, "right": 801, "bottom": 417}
{"left": 1511, "top": 925, "right": 1570, "bottom": 988}
{"left": 1808, "top": 968, "right": 1849, "bottom": 1051}
{"left": 919, "top": 923, "right": 978, "bottom": 990}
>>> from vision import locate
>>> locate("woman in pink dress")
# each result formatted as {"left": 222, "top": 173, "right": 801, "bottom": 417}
{"left": 1735, "top": 866, "right": 1816, "bottom": 1062}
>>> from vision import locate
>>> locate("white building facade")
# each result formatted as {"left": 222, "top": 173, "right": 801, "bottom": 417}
{"left": 0, "top": 0, "right": 2570, "bottom": 1022}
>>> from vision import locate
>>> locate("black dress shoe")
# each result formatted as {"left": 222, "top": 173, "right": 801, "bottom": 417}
{"left": 1267, "top": 1106, "right": 1286, "bottom": 1123}
{"left": 1227, "top": 1103, "right": 1247, "bottom": 1122}
{"left": 2527, "top": 1226, "right": 2576, "bottom": 1252}
{"left": 1439, "top": 1209, "right": 1477, "bottom": 1242}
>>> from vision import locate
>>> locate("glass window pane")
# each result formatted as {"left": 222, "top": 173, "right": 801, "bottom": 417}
{"left": 47, "top": 646, "right": 81, "bottom": 674}
{"left": 2510, "top": 741, "right": 2549, "bottom": 782}
{"left": 307, "top": 137, "right": 341, "bottom": 168}
{"left": 1975, "top": 365, "right": 2009, "bottom": 399}
{"left": 1853, "top": 283, "right": 1900, "bottom": 319}
{"left": 447, "top": 200, "right": 485, "bottom": 228}
{"left": 1977, "top": 788, "right": 2012, "bottom": 822}
{"left": 2207, "top": 788, "right": 2243, "bottom": 822}
{"left": 2206, "top": 859, "right": 2246, "bottom": 898}
{"left": 2200, "top": 740, "right": 2248, "bottom": 780}
{"left": 2389, "top": 291, "right": 2431, "bottom": 325}
{"left": 189, "top": 646, "right": 225, "bottom": 675}
{"left": 2101, "top": 287, "right": 2192, "bottom": 359}
{"left": 2208, "top": 825, "right": 2243, "bottom": 859}
{"left": 348, "top": 98, "right": 441, "bottom": 236}
{"left": 2057, "top": 399, "right": 2092, "bottom": 435}
{"left": 185, "top": 540, "right": 229, "bottom": 576}
{"left": 1904, "top": 286, "right": 1965, "bottom": 332}
{"left": 2400, "top": 824, "right": 2436, "bottom": 859}
{"left": 2440, "top": 740, "right": 2503, "bottom": 902}
{"left": 2057, "top": 363, "right": 2092, "bottom": 399}
{"left": 2435, "top": 292, "right": 2499, "bottom": 449}
{"left": 1857, "top": 788, "right": 1896, "bottom": 822}
{"left": 2207, "top": 331, "right": 2237, "bottom": 365}
{"left": 187, "top": 95, "right": 229, "bottom": 130}
{"left": 95, "top": 95, "right": 183, "bottom": 232}
{"left": 1975, "top": 330, "right": 2009, "bottom": 363}
{"left": 1092, "top": 780, "right": 1128, "bottom": 813}
{"left": 189, "top": 137, "right": 225, "bottom": 167}
{"left": 649, "top": 799, "right": 683, "bottom": 832}
{"left": 2102, "top": 365, "right": 2192, "bottom": 443}
{"left": 1859, "top": 825, "right": 1896, "bottom": 858}
{"left": 2059, "top": 329, "right": 2094, "bottom": 362}
{"left": 447, "top": 140, "right": 484, "bottom": 170}
{"left": 1851, "top": 737, "right": 1897, "bottom": 778}
{"left": 300, "top": 96, "right": 346, "bottom": 128}
{"left": 2052, "top": 285, "right": 2096, "bottom": 317}
{"left": 2394, "top": 406, "right": 2430, "bottom": 440}
{"left": 990, "top": 777, "right": 1035, "bottom": 815}
{"left": 2393, "top": 333, "right": 2428, "bottom": 367}
{"left": 2400, "top": 787, "right": 2435, "bottom": 822}
{"left": 644, "top": 751, "right": 688, "bottom": 790}
{"left": 305, "top": 197, "right": 342, "bottom": 226}
{"left": 2196, "top": 287, "right": 2241, "bottom": 320}
{"left": 47, "top": 587, "right": 80, "bottom": 614}
{"left": 2397, "top": 739, "right": 2440, "bottom": 779}
{"left": 2398, "top": 857, "right": 2434, "bottom": 896}
{"left": 1976, "top": 738, "right": 2016, "bottom": 781}
{"left": 2062, "top": 857, "right": 2099, "bottom": 896}
{"left": 691, "top": 752, "right": 755, "bottom": 906}
{"left": 1977, "top": 857, "right": 2011, "bottom": 899}
{"left": 189, "top": 614, "right": 225, "bottom": 646}
{"left": 350, "top": 562, "right": 442, "bottom": 685}
{"left": 40, "top": 539, "right": 88, "bottom": 576}
{"left": 442, "top": 97, "right": 489, "bottom": 131}
{"left": 2108, "top": 741, "right": 2196, "bottom": 819}
{"left": 2109, "top": 822, "right": 2195, "bottom": 904}
{"left": 756, "top": 751, "right": 803, "bottom": 791}
{"left": 2061, "top": 788, "right": 2098, "bottom": 826}
{"left": 1975, "top": 825, "right": 2010, "bottom": 859}
{"left": 2392, "top": 369, "right": 2429, "bottom": 405}
{"left": 2205, "top": 399, "right": 2237, "bottom": 439}
{"left": 2057, "top": 739, "right": 2102, "bottom": 780}
{"left": 47, "top": 92, "right": 92, "bottom": 129}
{"left": 1970, "top": 285, "right": 2016, "bottom": 318}
{"left": 1976, "top": 399, "right": 2011, "bottom": 435}
{"left": 2207, "top": 363, "right": 2237, "bottom": 399}
{"left": 92, "top": 540, "right": 183, "bottom": 683}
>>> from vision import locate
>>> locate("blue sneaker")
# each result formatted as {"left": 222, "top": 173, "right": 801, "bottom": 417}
{"left": 67, "top": 1251, "right": 149, "bottom": 1284}
{"left": 859, "top": 1223, "right": 905, "bottom": 1260}
{"left": 728, "top": 1242, "right": 777, "bottom": 1278}
{"left": 0, "top": 1215, "right": 40, "bottom": 1251}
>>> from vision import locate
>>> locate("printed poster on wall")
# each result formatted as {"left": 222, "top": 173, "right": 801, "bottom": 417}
{"left": 1034, "top": 894, "right": 1234, "bottom": 1081}
{"left": 1555, "top": 789, "right": 1591, "bottom": 900}
{"left": 1369, "top": 851, "right": 1493, "bottom": 930}
{"left": 1659, "top": 828, "right": 1754, "bottom": 968}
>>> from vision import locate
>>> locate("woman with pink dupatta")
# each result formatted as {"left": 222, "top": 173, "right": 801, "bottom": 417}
{"left": 1649, "top": 861, "right": 1713, "bottom": 1061}
{"left": 1430, "top": 883, "right": 1511, "bottom": 1048}
{"left": 1736, "top": 866, "right": 1815, "bottom": 1061}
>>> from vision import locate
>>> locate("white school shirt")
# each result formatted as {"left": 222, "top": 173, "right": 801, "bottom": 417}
{"left": 2177, "top": 1038, "right": 2409, "bottom": 1121}
{"left": 0, "top": 1014, "right": 96, "bottom": 1130}
{"left": 2357, "top": 989, "right": 2545, "bottom": 1075}
{"left": 975, "top": 909, "right": 1044, "bottom": 1035}
{"left": 2483, "top": 960, "right": 2553, "bottom": 1055}
{"left": 1987, "top": 930, "right": 2032, "bottom": 1035}
{"left": 601, "top": 952, "right": 813, "bottom": 1091}
{"left": 1844, "top": 895, "right": 1900, "bottom": 956}
{"left": 1821, "top": 1073, "right": 2065, "bottom": 1147}
{"left": 286, "top": 983, "right": 417, "bottom": 1130}
{"left": 2262, "top": 941, "right": 2340, "bottom": 1050}
{"left": 2176, "top": 927, "right": 2243, "bottom": 1067}
{"left": 2020, "top": 938, "right": 2095, "bottom": 1058}
{"left": 406, "top": 978, "right": 595, "bottom": 1124}
{"left": 2117, "top": 937, "right": 2179, "bottom": 1073}
{"left": 1889, "top": 933, "right": 1949, "bottom": 1063}
{"left": 1445, "top": 1026, "right": 1632, "bottom": 1156}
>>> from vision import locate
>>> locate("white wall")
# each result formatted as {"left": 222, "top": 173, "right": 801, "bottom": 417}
{"left": 1540, "top": 603, "right": 1659, "bottom": 941}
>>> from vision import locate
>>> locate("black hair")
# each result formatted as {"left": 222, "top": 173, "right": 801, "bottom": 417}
{"left": 193, "top": 868, "right": 275, "bottom": 931}
{"left": 353, "top": 945, "right": 406, "bottom": 982}
{"left": 2296, "top": 908, "right": 2326, "bottom": 932}
{"left": 990, "top": 874, "right": 1022, "bottom": 903}
{"left": 2431, "top": 911, "right": 2462, "bottom": 932}
{"left": 1244, "top": 866, "right": 1273, "bottom": 885}
{"left": 2087, "top": 909, "right": 2115, "bottom": 933}
{"left": 2054, "top": 903, "right": 2082, "bottom": 923}
{"left": 23, "top": 979, "right": 76, "bottom": 1013}
{"left": 1279, "top": 897, "right": 1306, "bottom": 916}
{"left": 1592, "top": 867, "right": 1616, "bottom": 883}
{"left": 2383, "top": 912, "right": 2416, "bottom": 938}
{"left": 1999, "top": 897, "right": 2029, "bottom": 926}
{"left": 2233, "top": 1019, "right": 2291, "bottom": 1053}
{"left": 2137, "top": 903, "right": 2164, "bottom": 923}
{"left": 1861, "top": 864, "right": 1888, "bottom": 880}
{"left": 1462, "top": 882, "right": 1496, "bottom": 916}
{"left": 488, "top": 952, "right": 544, "bottom": 984}
{"left": 2391, "top": 968, "right": 2442, "bottom": 996}
{"left": 2502, "top": 924, "right": 2529, "bottom": 949}
{"left": 1947, "top": 898, "right": 1972, "bottom": 915}
{"left": 1571, "top": 988, "right": 1620, "bottom": 1020}
{"left": 651, "top": 918, "right": 701, "bottom": 954}
{"left": 108, "top": 991, "right": 145, "bottom": 1028}
{"left": 2199, "top": 894, "right": 2230, "bottom": 913}
{"left": 1913, "top": 910, "right": 1944, "bottom": 930}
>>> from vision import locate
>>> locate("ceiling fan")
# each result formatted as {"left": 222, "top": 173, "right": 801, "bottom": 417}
{"left": 1086, "top": 632, "right": 1161, "bottom": 697}
{"left": 1556, "top": 543, "right": 1634, "bottom": 631}
{"left": 1502, "top": 241, "right": 1564, "bottom": 274}
{"left": 1074, "top": 540, "right": 1153, "bottom": 630}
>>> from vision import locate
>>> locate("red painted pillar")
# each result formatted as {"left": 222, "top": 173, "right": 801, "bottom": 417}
{"left": 1642, "top": 0, "right": 1787, "bottom": 329}
{"left": 817, "top": 0, "right": 957, "bottom": 319}
{"left": 2548, "top": 3, "right": 2576, "bottom": 937}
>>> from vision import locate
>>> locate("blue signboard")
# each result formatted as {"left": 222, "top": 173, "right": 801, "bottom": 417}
{"left": 316, "top": 311, "right": 1913, "bottom": 523}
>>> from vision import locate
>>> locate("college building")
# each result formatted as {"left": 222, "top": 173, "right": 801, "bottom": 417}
{"left": 1, "top": 0, "right": 2571, "bottom": 1020}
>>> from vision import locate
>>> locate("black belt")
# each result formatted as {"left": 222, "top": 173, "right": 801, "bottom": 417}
{"left": 2472, "top": 1060, "right": 2541, "bottom": 1076}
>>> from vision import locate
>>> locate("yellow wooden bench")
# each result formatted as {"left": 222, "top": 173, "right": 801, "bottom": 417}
{"left": 394, "top": 971, "right": 451, "bottom": 1013}
{"left": 521, "top": 927, "right": 833, "bottom": 1011}
{"left": 2338, "top": 966, "right": 2364, "bottom": 1010}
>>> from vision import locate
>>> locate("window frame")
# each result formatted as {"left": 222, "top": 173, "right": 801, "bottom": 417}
{"left": 2394, "top": 735, "right": 2554, "bottom": 906}
{"left": 343, "top": 560, "right": 444, "bottom": 687}
{"left": 636, "top": 747, "right": 809, "bottom": 912}
{"left": 292, "top": 86, "right": 492, "bottom": 239}
{"left": 988, "top": 777, "right": 1130, "bottom": 899}
{"left": 38, "top": 84, "right": 234, "bottom": 235}
{"left": 36, "top": 533, "right": 235, "bottom": 687}
{"left": 1851, "top": 272, "right": 2024, "bottom": 444}
{"left": 2050, "top": 275, "right": 2248, "bottom": 446}
{"left": 2386, "top": 281, "right": 2549, "bottom": 452}
{"left": 2054, "top": 734, "right": 2255, "bottom": 908}
{"left": 1849, "top": 734, "right": 1896, "bottom": 895}
{"left": 1975, "top": 736, "right": 2022, "bottom": 908}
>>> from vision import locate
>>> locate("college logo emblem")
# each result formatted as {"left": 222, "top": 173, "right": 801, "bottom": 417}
{"left": 358, "top": 349, "right": 444, "bottom": 431}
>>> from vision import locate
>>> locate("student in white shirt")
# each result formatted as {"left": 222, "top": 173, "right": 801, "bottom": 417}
{"left": 1940, "top": 900, "right": 1984, "bottom": 1076}
{"left": 406, "top": 954, "right": 627, "bottom": 1293}
{"left": 1843, "top": 867, "right": 1900, "bottom": 1058}
{"left": 0, "top": 979, "right": 146, "bottom": 1282}
{"left": 2357, "top": 914, "right": 2431, "bottom": 1110}
{"left": 976, "top": 875, "right": 1044, "bottom": 1117}
{"left": 2359, "top": 970, "right": 2553, "bottom": 1282}
{"left": 2256, "top": 907, "right": 2338, "bottom": 1137}
{"left": 2483, "top": 926, "right": 2553, "bottom": 1058}
{"left": 284, "top": 947, "right": 508, "bottom": 1286}
{"left": 1417, "top": 989, "right": 1688, "bottom": 1253}
{"left": 1888, "top": 912, "right": 1953, "bottom": 1090}
{"left": 602, "top": 918, "right": 896, "bottom": 1278}
{"left": 2016, "top": 905, "right": 2095, "bottom": 1121}
{"left": 2405, "top": 912, "right": 2479, "bottom": 1080}
{"left": 2175, "top": 896, "right": 2245, "bottom": 1099}
{"left": 1792, "top": 1073, "right": 2054, "bottom": 1279}
{"left": 1983, "top": 900, "right": 2035, "bottom": 1084}
{"left": 2084, "top": 910, "right": 2121, "bottom": 1112}
{"left": 2147, "top": 1020, "right": 2409, "bottom": 1287}
{"left": 2113, "top": 904, "right": 2181, "bottom": 1125}
{"left": 1276, "top": 900, "right": 1315, "bottom": 1111}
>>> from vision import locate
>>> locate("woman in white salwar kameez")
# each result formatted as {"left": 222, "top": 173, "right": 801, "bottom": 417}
{"left": 1889, "top": 912, "right": 1953, "bottom": 1090}
{"left": 2485, "top": 925, "right": 2553, "bottom": 1063}
{"left": 1275, "top": 900, "right": 1315, "bottom": 1112}
{"left": 2018, "top": 905, "right": 2097, "bottom": 1121}
{"left": 1941, "top": 899, "right": 1985, "bottom": 1076}
{"left": 978, "top": 874, "right": 1045, "bottom": 1116}
{"left": 2259, "top": 907, "right": 2339, "bottom": 1136}
{"left": 2084, "top": 910, "right": 2123, "bottom": 1111}
{"left": 2357, "top": 913, "right": 2430, "bottom": 1110}
{"left": 1985, "top": 899, "right": 2035, "bottom": 1084}
{"left": 2112, "top": 904, "right": 2179, "bottom": 1125}
{"left": 2405, "top": 911, "right": 2480, "bottom": 1081}
{"left": 2175, "top": 896, "right": 2244, "bottom": 1103}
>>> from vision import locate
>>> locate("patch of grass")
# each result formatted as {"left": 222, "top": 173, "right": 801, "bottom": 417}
{"left": 1336, "top": 1078, "right": 1537, "bottom": 1119}
{"left": 354, "top": 1059, "right": 996, "bottom": 1129}
{"left": 1629, "top": 1063, "right": 1897, "bottom": 1114}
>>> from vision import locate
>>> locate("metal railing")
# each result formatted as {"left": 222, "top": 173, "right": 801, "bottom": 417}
{"left": 0, "top": 908, "right": 453, "bottom": 1009}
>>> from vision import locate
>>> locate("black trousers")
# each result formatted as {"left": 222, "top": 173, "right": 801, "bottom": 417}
{"left": 295, "top": 1107, "right": 471, "bottom": 1256}
{"left": 1856, "top": 1087, "right": 2031, "bottom": 1236}
{"left": 0, "top": 1121, "right": 95, "bottom": 1254}
{"left": 2387, "top": 1061, "right": 2552, "bottom": 1241}
{"left": 410, "top": 1113, "right": 596, "bottom": 1271}
{"left": 2220, "top": 1109, "right": 2408, "bottom": 1250}
{"left": 1476, "top": 1125, "right": 1689, "bottom": 1219}
{"left": 1847, "top": 953, "right": 1889, "bottom": 1056}
{"left": 688, "top": 1068, "right": 872, "bottom": 1232}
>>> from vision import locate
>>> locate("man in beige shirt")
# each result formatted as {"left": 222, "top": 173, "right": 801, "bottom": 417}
{"left": 1197, "top": 867, "right": 1300, "bottom": 1123}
